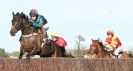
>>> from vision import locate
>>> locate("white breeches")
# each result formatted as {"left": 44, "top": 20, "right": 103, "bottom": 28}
{"left": 114, "top": 46, "right": 123, "bottom": 55}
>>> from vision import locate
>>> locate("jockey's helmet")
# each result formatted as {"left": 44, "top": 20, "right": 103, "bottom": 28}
{"left": 107, "top": 29, "right": 114, "bottom": 36}
{"left": 51, "top": 32, "right": 60, "bottom": 37}
{"left": 29, "top": 9, "right": 38, "bottom": 17}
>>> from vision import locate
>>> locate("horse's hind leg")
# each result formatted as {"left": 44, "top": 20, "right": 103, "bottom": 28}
{"left": 51, "top": 50, "right": 57, "bottom": 57}
{"left": 51, "top": 48, "right": 58, "bottom": 57}
{"left": 52, "top": 47, "right": 62, "bottom": 57}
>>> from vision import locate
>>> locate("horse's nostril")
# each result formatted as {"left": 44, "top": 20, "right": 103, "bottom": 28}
{"left": 10, "top": 31, "right": 15, "bottom": 36}
{"left": 10, "top": 33, "right": 14, "bottom": 36}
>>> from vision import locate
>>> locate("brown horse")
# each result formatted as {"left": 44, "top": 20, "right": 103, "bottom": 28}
{"left": 88, "top": 39, "right": 130, "bottom": 58}
{"left": 10, "top": 12, "right": 62, "bottom": 59}
{"left": 39, "top": 40, "right": 62, "bottom": 57}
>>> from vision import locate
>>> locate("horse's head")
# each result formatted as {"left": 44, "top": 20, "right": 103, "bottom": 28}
{"left": 10, "top": 12, "right": 29, "bottom": 36}
{"left": 88, "top": 39, "right": 104, "bottom": 55}
{"left": 10, "top": 12, "right": 20, "bottom": 36}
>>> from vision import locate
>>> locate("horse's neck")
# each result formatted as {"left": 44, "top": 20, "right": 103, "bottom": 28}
{"left": 21, "top": 26, "right": 34, "bottom": 35}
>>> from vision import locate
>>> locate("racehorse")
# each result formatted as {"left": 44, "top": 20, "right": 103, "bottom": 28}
{"left": 88, "top": 39, "right": 130, "bottom": 58}
{"left": 10, "top": 12, "right": 62, "bottom": 59}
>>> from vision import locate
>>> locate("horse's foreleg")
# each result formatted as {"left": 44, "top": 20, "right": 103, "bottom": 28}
{"left": 19, "top": 52, "right": 23, "bottom": 59}
{"left": 109, "top": 53, "right": 115, "bottom": 58}
{"left": 26, "top": 47, "right": 36, "bottom": 59}
{"left": 19, "top": 46, "right": 24, "bottom": 59}
{"left": 26, "top": 54, "right": 30, "bottom": 59}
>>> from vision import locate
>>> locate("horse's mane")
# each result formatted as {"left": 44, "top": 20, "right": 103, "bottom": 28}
{"left": 19, "top": 12, "right": 29, "bottom": 20}
{"left": 98, "top": 41, "right": 104, "bottom": 47}
{"left": 15, "top": 12, "right": 20, "bottom": 16}
{"left": 16, "top": 12, "right": 30, "bottom": 26}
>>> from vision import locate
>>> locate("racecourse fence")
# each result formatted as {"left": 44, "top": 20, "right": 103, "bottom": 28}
{"left": 0, "top": 58, "right": 133, "bottom": 71}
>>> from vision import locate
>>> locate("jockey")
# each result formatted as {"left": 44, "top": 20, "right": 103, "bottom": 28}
{"left": 104, "top": 29, "right": 122, "bottom": 58}
{"left": 51, "top": 32, "right": 67, "bottom": 57}
{"left": 28, "top": 9, "right": 48, "bottom": 36}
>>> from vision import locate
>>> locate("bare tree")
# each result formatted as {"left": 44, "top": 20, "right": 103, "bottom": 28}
{"left": 75, "top": 34, "right": 85, "bottom": 56}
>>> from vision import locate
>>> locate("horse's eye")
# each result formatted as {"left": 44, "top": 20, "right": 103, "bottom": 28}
{"left": 12, "top": 20, "right": 14, "bottom": 25}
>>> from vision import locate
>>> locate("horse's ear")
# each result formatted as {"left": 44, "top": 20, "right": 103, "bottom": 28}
{"left": 21, "top": 12, "right": 23, "bottom": 14}
{"left": 45, "top": 26, "right": 49, "bottom": 31}
{"left": 12, "top": 12, "right": 14, "bottom": 16}
{"left": 16, "top": 12, "right": 19, "bottom": 16}
{"left": 98, "top": 38, "right": 102, "bottom": 42}
{"left": 92, "top": 38, "right": 94, "bottom": 42}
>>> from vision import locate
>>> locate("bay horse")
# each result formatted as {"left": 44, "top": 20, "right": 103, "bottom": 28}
{"left": 88, "top": 39, "right": 130, "bottom": 58}
{"left": 10, "top": 12, "right": 62, "bottom": 59}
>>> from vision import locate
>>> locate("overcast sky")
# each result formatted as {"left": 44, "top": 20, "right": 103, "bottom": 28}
{"left": 0, "top": 0, "right": 133, "bottom": 52}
